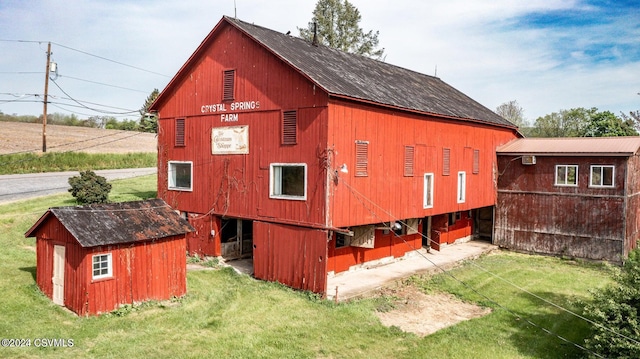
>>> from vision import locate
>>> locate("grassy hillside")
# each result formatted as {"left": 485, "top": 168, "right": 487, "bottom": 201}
{"left": 0, "top": 175, "right": 614, "bottom": 358}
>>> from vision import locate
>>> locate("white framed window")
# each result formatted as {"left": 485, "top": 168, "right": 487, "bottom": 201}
{"left": 92, "top": 253, "right": 112, "bottom": 280}
{"left": 555, "top": 165, "right": 578, "bottom": 186}
{"left": 457, "top": 171, "right": 466, "bottom": 203}
{"left": 168, "top": 161, "right": 193, "bottom": 191}
{"left": 270, "top": 163, "right": 307, "bottom": 200}
{"left": 590, "top": 165, "right": 615, "bottom": 188}
{"left": 423, "top": 173, "right": 434, "bottom": 209}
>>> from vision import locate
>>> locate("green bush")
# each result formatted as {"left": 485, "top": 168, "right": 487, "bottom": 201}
{"left": 68, "top": 170, "right": 112, "bottom": 204}
{"left": 583, "top": 250, "right": 640, "bottom": 358}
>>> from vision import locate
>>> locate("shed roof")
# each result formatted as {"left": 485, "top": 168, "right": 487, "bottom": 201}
{"left": 497, "top": 137, "right": 640, "bottom": 156}
{"left": 25, "top": 199, "right": 194, "bottom": 247}
{"left": 152, "top": 16, "right": 516, "bottom": 130}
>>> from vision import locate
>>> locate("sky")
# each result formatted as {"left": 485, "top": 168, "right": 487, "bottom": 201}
{"left": 0, "top": 0, "right": 638, "bottom": 125}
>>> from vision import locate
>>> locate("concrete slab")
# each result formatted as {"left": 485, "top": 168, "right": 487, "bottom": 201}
{"left": 326, "top": 240, "right": 496, "bottom": 302}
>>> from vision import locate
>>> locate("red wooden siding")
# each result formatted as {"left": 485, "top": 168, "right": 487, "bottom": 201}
{"left": 185, "top": 214, "right": 220, "bottom": 256}
{"left": 34, "top": 219, "right": 186, "bottom": 316}
{"left": 328, "top": 227, "right": 422, "bottom": 273}
{"left": 327, "top": 99, "right": 517, "bottom": 228}
{"left": 253, "top": 221, "right": 327, "bottom": 294}
{"left": 495, "top": 155, "right": 631, "bottom": 262}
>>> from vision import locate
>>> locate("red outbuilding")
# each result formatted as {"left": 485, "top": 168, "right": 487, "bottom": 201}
{"left": 496, "top": 137, "right": 640, "bottom": 263}
{"left": 25, "top": 199, "right": 194, "bottom": 316}
{"left": 150, "top": 16, "right": 520, "bottom": 296}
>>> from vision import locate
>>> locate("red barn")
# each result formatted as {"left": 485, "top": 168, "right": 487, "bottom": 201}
{"left": 150, "top": 16, "right": 519, "bottom": 295}
{"left": 25, "top": 199, "right": 194, "bottom": 316}
{"left": 496, "top": 137, "right": 640, "bottom": 263}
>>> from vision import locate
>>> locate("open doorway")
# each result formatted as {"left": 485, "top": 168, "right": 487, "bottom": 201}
{"left": 220, "top": 218, "right": 254, "bottom": 260}
{"left": 472, "top": 206, "right": 494, "bottom": 242}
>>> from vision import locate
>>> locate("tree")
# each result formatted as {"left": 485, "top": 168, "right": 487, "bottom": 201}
{"left": 68, "top": 170, "right": 112, "bottom": 204}
{"left": 583, "top": 249, "right": 640, "bottom": 358}
{"left": 583, "top": 110, "right": 638, "bottom": 137}
{"left": 620, "top": 110, "right": 640, "bottom": 132}
{"left": 139, "top": 88, "right": 159, "bottom": 133}
{"left": 496, "top": 100, "right": 526, "bottom": 128}
{"left": 299, "top": 0, "right": 384, "bottom": 59}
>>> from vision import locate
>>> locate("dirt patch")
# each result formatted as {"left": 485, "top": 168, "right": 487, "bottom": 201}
{"left": 0, "top": 121, "right": 157, "bottom": 154}
{"left": 374, "top": 285, "right": 491, "bottom": 337}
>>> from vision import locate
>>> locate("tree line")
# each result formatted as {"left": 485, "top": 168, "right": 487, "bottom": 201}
{"left": 496, "top": 100, "right": 640, "bottom": 137}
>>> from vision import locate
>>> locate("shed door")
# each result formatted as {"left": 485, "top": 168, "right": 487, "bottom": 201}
{"left": 52, "top": 245, "right": 65, "bottom": 305}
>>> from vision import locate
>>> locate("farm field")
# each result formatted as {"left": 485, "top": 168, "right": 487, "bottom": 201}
{"left": 0, "top": 121, "right": 157, "bottom": 155}
{"left": 0, "top": 175, "right": 615, "bottom": 358}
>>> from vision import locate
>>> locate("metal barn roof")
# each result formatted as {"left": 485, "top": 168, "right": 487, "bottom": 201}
{"left": 25, "top": 199, "right": 194, "bottom": 247}
{"left": 153, "top": 16, "right": 516, "bottom": 129}
{"left": 497, "top": 137, "right": 640, "bottom": 156}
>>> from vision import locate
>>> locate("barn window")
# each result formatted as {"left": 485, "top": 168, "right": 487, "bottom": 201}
{"left": 555, "top": 165, "right": 578, "bottom": 186}
{"left": 457, "top": 171, "right": 466, "bottom": 203}
{"left": 590, "top": 165, "right": 614, "bottom": 188}
{"left": 168, "top": 161, "right": 193, "bottom": 191}
{"left": 473, "top": 149, "right": 480, "bottom": 174}
{"left": 443, "top": 148, "right": 451, "bottom": 176}
{"left": 222, "top": 69, "right": 235, "bottom": 101}
{"left": 92, "top": 253, "right": 112, "bottom": 280}
{"left": 282, "top": 110, "right": 297, "bottom": 145}
{"left": 355, "top": 140, "right": 369, "bottom": 177}
{"left": 423, "top": 173, "right": 434, "bottom": 209}
{"left": 175, "top": 118, "right": 185, "bottom": 147}
{"left": 270, "top": 163, "right": 307, "bottom": 200}
{"left": 404, "top": 146, "right": 414, "bottom": 177}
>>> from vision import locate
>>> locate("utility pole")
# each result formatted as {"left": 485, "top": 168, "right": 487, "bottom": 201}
{"left": 42, "top": 42, "right": 51, "bottom": 153}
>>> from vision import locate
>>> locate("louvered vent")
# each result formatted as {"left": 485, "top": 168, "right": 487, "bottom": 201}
{"left": 443, "top": 148, "right": 451, "bottom": 176}
{"left": 223, "top": 69, "right": 235, "bottom": 101}
{"left": 282, "top": 111, "right": 297, "bottom": 145}
{"left": 355, "top": 140, "right": 369, "bottom": 177}
{"left": 404, "top": 146, "right": 414, "bottom": 177}
{"left": 175, "top": 118, "right": 185, "bottom": 147}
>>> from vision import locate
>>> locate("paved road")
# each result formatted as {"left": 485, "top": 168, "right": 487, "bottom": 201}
{"left": 0, "top": 168, "right": 157, "bottom": 205}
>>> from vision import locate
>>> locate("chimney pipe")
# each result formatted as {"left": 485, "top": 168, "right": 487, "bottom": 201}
{"left": 312, "top": 22, "right": 318, "bottom": 47}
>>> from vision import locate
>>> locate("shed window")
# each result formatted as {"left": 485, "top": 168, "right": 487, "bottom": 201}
{"left": 270, "top": 163, "right": 307, "bottom": 200}
{"left": 168, "top": 161, "right": 193, "bottom": 191}
{"left": 473, "top": 149, "right": 480, "bottom": 174}
{"left": 92, "top": 253, "right": 112, "bottom": 280}
{"left": 355, "top": 140, "right": 369, "bottom": 177}
{"left": 590, "top": 165, "right": 614, "bottom": 188}
{"left": 423, "top": 173, "right": 434, "bottom": 209}
{"left": 175, "top": 118, "right": 185, "bottom": 147}
{"left": 457, "top": 171, "right": 466, "bottom": 203}
{"left": 443, "top": 148, "right": 451, "bottom": 176}
{"left": 404, "top": 146, "right": 414, "bottom": 177}
{"left": 282, "top": 110, "right": 297, "bottom": 145}
{"left": 555, "top": 165, "right": 578, "bottom": 186}
{"left": 223, "top": 69, "right": 235, "bottom": 101}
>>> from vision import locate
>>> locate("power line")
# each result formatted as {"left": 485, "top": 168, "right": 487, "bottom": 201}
{"left": 50, "top": 79, "right": 139, "bottom": 115}
{"left": 59, "top": 74, "right": 149, "bottom": 94}
{"left": 51, "top": 42, "right": 170, "bottom": 78}
{"left": 332, "top": 172, "right": 615, "bottom": 357}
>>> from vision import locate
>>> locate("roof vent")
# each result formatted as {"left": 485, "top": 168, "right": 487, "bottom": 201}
{"left": 521, "top": 155, "right": 536, "bottom": 165}
{"left": 312, "top": 22, "right": 319, "bottom": 47}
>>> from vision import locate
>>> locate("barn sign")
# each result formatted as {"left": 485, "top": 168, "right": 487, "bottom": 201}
{"left": 212, "top": 125, "right": 249, "bottom": 154}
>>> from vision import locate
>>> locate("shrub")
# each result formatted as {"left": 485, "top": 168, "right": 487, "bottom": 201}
{"left": 68, "top": 170, "right": 112, "bottom": 204}
{"left": 583, "top": 250, "right": 640, "bottom": 358}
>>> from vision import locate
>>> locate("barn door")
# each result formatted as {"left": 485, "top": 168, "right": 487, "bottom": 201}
{"left": 52, "top": 245, "right": 65, "bottom": 305}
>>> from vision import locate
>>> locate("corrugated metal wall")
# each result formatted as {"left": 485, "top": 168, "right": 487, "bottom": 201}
{"left": 253, "top": 221, "right": 327, "bottom": 294}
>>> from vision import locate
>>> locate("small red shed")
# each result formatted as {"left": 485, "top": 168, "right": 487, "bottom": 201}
{"left": 25, "top": 199, "right": 194, "bottom": 316}
{"left": 496, "top": 137, "right": 640, "bottom": 263}
{"left": 150, "top": 16, "right": 519, "bottom": 296}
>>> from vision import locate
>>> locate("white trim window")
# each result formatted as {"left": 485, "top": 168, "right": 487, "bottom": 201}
{"left": 168, "top": 161, "right": 193, "bottom": 191}
{"left": 270, "top": 163, "right": 307, "bottom": 200}
{"left": 555, "top": 165, "right": 578, "bottom": 186}
{"left": 457, "top": 171, "right": 466, "bottom": 203}
{"left": 92, "top": 253, "right": 112, "bottom": 280}
{"left": 423, "top": 173, "right": 434, "bottom": 209}
{"left": 590, "top": 165, "right": 615, "bottom": 188}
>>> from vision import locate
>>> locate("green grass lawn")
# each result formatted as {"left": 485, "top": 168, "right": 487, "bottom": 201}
{"left": 0, "top": 152, "right": 156, "bottom": 175}
{"left": 0, "top": 175, "right": 614, "bottom": 358}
